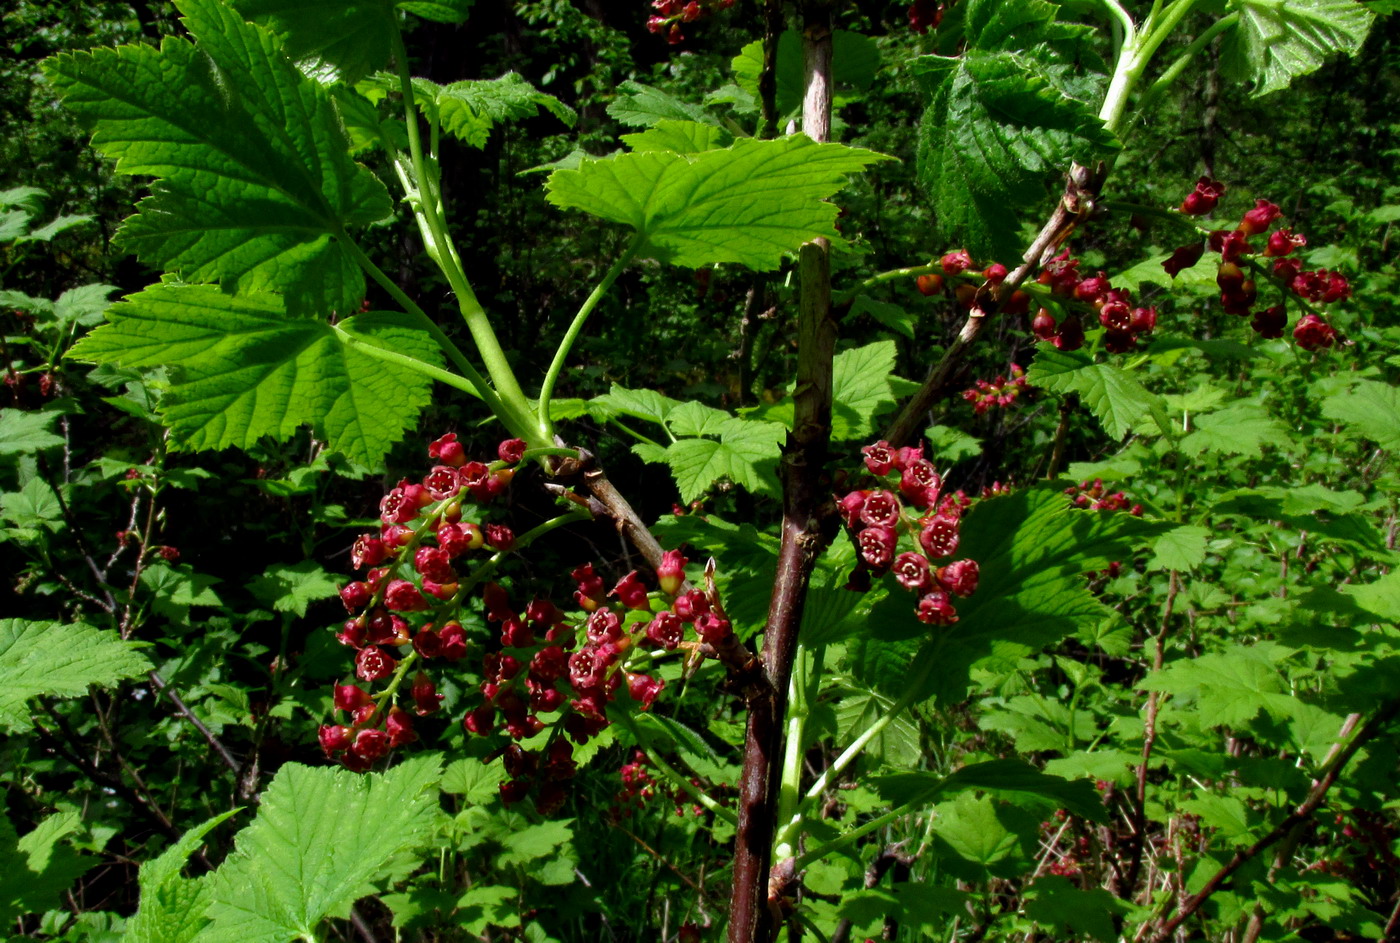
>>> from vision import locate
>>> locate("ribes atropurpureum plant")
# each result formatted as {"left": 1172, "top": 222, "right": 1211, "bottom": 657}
{"left": 31, "top": 0, "right": 1400, "bottom": 940}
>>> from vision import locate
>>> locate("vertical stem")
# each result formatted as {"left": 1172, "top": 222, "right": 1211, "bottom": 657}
{"left": 728, "top": 8, "right": 836, "bottom": 942}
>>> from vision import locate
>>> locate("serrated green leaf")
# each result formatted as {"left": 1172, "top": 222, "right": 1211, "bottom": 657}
{"left": 546, "top": 135, "right": 889, "bottom": 271}
{"left": 53, "top": 283, "right": 119, "bottom": 327}
{"left": 925, "top": 424, "right": 983, "bottom": 463}
{"left": 1340, "top": 570, "right": 1400, "bottom": 621}
{"left": 493, "top": 820, "right": 573, "bottom": 869}
{"left": 126, "top": 810, "right": 240, "bottom": 943}
{"left": 607, "top": 80, "right": 713, "bottom": 127}
{"left": 929, "top": 792, "right": 1039, "bottom": 879}
{"left": 587, "top": 384, "right": 681, "bottom": 425}
{"left": 68, "top": 286, "right": 441, "bottom": 464}
{"left": 901, "top": 488, "right": 1169, "bottom": 702}
{"left": 1025, "top": 876, "right": 1128, "bottom": 942}
{"left": 248, "top": 560, "right": 341, "bottom": 616}
{"left": 1141, "top": 643, "right": 1299, "bottom": 727}
{"left": 913, "top": 16, "right": 1117, "bottom": 260}
{"left": 1321, "top": 380, "right": 1400, "bottom": 451}
{"left": 43, "top": 0, "right": 391, "bottom": 314}
{"left": 21, "top": 213, "right": 93, "bottom": 243}
{"left": 0, "top": 807, "right": 96, "bottom": 927}
{"left": 434, "top": 73, "right": 576, "bottom": 148}
{"left": 202, "top": 757, "right": 442, "bottom": 943}
{"left": 1223, "top": 0, "right": 1375, "bottom": 97}
{"left": 440, "top": 758, "right": 507, "bottom": 803}
{"left": 622, "top": 120, "right": 731, "bottom": 154}
{"left": 830, "top": 341, "right": 900, "bottom": 440}
{"left": 0, "top": 620, "right": 151, "bottom": 733}
{"left": 659, "top": 417, "right": 785, "bottom": 503}
{"left": 1027, "top": 346, "right": 1165, "bottom": 439}
{"left": 731, "top": 30, "right": 880, "bottom": 116}
{"left": 1181, "top": 404, "right": 1294, "bottom": 457}
{"left": 0, "top": 409, "right": 65, "bottom": 456}
{"left": 1149, "top": 524, "right": 1209, "bottom": 571}
{"left": 1, "top": 478, "right": 65, "bottom": 533}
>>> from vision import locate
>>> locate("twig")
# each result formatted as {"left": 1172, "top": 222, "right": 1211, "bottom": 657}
{"left": 1126, "top": 571, "right": 1178, "bottom": 892}
{"left": 882, "top": 162, "right": 1106, "bottom": 447}
{"left": 1143, "top": 699, "right": 1400, "bottom": 942}
{"left": 729, "top": 11, "right": 838, "bottom": 943}
{"left": 148, "top": 670, "right": 242, "bottom": 775}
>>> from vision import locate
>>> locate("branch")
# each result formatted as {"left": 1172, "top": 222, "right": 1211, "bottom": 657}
{"left": 881, "top": 162, "right": 1105, "bottom": 447}
{"left": 1143, "top": 699, "right": 1400, "bottom": 942}
{"left": 729, "top": 9, "right": 838, "bottom": 941}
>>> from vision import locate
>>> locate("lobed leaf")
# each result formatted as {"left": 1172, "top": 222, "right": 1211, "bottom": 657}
{"left": 1027, "top": 345, "right": 1169, "bottom": 439}
{"left": 546, "top": 134, "right": 890, "bottom": 270}
{"left": 43, "top": 0, "right": 391, "bottom": 314}
{"left": 201, "top": 757, "right": 443, "bottom": 942}
{"left": 68, "top": 285, "right": 441, "bottom": 465}
{"left": 1223, "top": 0, "right": 1375, "bottom": 97}
{"left": 0, "top": 619, "right": 151, "bottom": 733}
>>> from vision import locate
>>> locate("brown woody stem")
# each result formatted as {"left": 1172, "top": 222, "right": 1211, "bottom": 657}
{"left": 728, "top": 9, "right": 837, "bottom": 942}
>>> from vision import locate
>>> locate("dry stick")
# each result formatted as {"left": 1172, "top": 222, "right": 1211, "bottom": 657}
{"left": 728, "top": 11, "right": 838, "bottom": 943}
{"left": 1143, "top": 699, "right": 1400, "bottom": 943}
{"left": 881, "top": 162, "right": 1105, "bottom": 448}
{"left": 1126, "top": 571, "right": 1179, "bottom": 895}
{"left": 1238, "top": 710, "right": 1362, "bottom": 943}
{"left": 147, "top": 670, "right": 242, "bottom": 775}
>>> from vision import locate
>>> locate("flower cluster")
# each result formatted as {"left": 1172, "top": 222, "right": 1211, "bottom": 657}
{"left": 322, "top": 433, "right": 527, "bottom": 771}
{"left": 914, "top": 249, "right": 1032, "bottom": 318}
{"left": 1029, "top": 252, "right": 1158, "bottom": 354}
{"left": 1167, "top": 178, "right": 1347, "bottom": 350}
{"left": 1065, "top": 479, "right": 1142, "bottom": 580}
{"left": 962, "top": 364, "right": 1028, "bottom": 415}
{"left": 613, "top": 750, "right": 727, "bottom": 820}
{"left": 1065, "top": 478, "right": 1143, "bottom": 516}
{"left": 838, "top": 441, "right": 980, "bottom": 625}
{"left": 646, "top": 0, "right": 734, "bottom": 44}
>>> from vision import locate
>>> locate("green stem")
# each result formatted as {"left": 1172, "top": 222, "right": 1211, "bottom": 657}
{"left": 794, "top": 803, "right": 915, "bottom": 872}
{"left": 330, "top": 324, "right": 483, "bottom": 400}
{"left": 1141, "top": 12, "right": 1239, "bottom": 109}
{"left": 833, "top": 263, "right": 938, "bottom": 306}
{"left": 1097, "top": 0, "right": 1206, "bottom": 137}
{"left": 537, "top": 239, "right": 640, "bottom": 440}
{"left": 616, "top": 714, "right": 738, "bottom": 826}
{"left": 1096, "top": 0, "right": 1136, "bottom": 42}
{"left": 773, "top": 643, "right": 819, "bottom": 861}
{"left": 389, "top": 23, "right": 541, "bottom": 444}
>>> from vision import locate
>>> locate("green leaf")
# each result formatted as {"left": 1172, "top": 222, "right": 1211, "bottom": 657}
{"left": 1223, "top": 0, "right": 1375, "bottom": 97}
{"left": 125, "top": 810, "right": 240, "bottom": 943}
{"left": 546, "top": 134, "right": 890, "bottom": 271}
{"left": 622, "top": 120, "right": 732, "bottom": 154}
{"left": 929, "top": 792, "right": 1039, "bottom": 880}
{"left": 1141, "top": 643, "right": 1299, "bottom": 727}
{"left": 0, "top": 409, "right": 65, "bottom": 456}
{"left": 433, "top": 73, "right": 576, "bottom": 148}
{"left": 1, "top": 478, "right": 65, "bottom": 534}
{"left": 234, "top": 0, "right": 472, "bottom": 83}
{"left": 901, "top": 488, "right": 1169, "bottom": 702}
{"left": 0, "top": 806, "right": 96, "bottom": 927}
{"left": 846, "top": 294, "right": 916, "bottom": 339}
{"left": 1025, "top": 876, "right": 1128, "bottom": 942}
{"left": 0, "top": 620, "right": 151, "bottom": 733}
{"left": 1321, "top": 380, "right": 1400, "bottom": 451}
{"left": 1028, "top": 346, "right": 1166, "bottom": 439}
{"left": 68, "top": 286, "right": 441, "bottom": 465}
{"left": 1149, "top": 524, "right": 1210, "bottom": 571}
{"left": 876, "top": 759, "right": 1106, "bottom": 821}
{"left": 202, "top": 757, "right": 443, "bottom": 943}
{"left": 587, "top": 384, "right": 681, "bottom": 425}
{"left": 1181, "top": 404, "right": 1294, "bottom": 457}
{"left": 53, "top": 283, "right": 119, "bottom": 327}
{"left": 913, "top": 1, "right": 1117, "bottom": 260}
{"left": 606, "top": 80, "right": 713, "bottom": 127}
{"left": 651, "top": 417, "right": 786, "bottom": 503}
{"left": 831, "top": 341, "right": 901, "bottom": 440}
{"left": 1340, "top": 570, "right": 1400, "bottom": 621}
{"left": 248, "top": 561, "right": 341, "bottom": 616}
{"left": 43, "top": 0, "right": 392, "bottom": 315}
{"left": 731, "top": 30, "right": 881, "bottom": 116}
